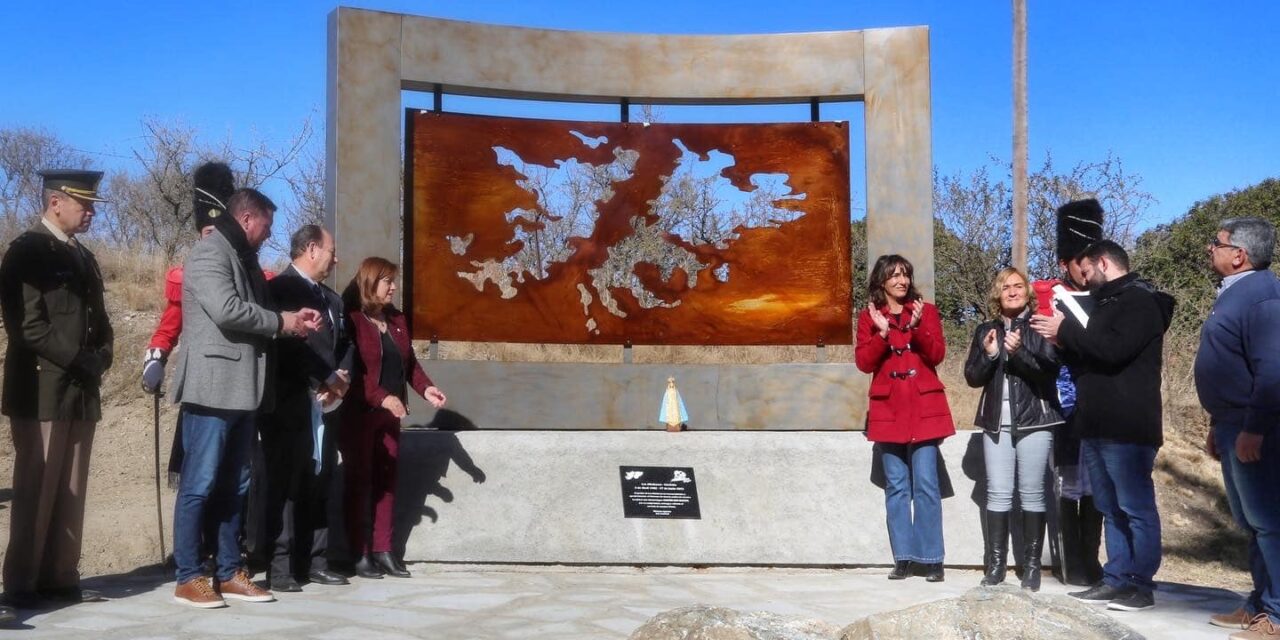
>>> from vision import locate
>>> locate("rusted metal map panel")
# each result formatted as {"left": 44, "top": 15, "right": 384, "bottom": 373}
{"left": 409, "top": 111, "right": 851, "bottom": 345}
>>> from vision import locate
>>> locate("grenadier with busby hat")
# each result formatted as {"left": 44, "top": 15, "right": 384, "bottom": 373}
{"left": 1031, "top": 198, "right": 1107, "bottom": 588}
{"left": 1, "top": 169, "right": 114, "bottom": 609}
{"left": 143, "top": 161, "right": 237, "bottom": 394}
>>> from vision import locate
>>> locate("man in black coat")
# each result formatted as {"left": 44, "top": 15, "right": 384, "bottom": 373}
{"left": 1, "top": 170, "right": 114, "bottom": 610}
{"left": 260, "top": 224, "right": 352, "bottom": 591}
{"left": 1031, "top": 240, "right": 1175, "bottom": 612}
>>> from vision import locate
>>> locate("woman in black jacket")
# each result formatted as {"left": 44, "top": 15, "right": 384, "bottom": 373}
{"left": 964, "top": 267, "right": 1064, "bottom": 591}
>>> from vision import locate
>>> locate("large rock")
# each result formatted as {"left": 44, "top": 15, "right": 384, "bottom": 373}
{"left": 840, "top": 586, "right": 1145, "bottom": 640}
{"left": 629, "top": 604, "right": 842, "bottom": 640}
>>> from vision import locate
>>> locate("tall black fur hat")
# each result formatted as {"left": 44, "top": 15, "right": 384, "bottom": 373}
{"left": 1056, "top": 198, "right": 1105, "bottom": 261}
{"left": 192, "top": 161, "right": 235, "bottom": 231}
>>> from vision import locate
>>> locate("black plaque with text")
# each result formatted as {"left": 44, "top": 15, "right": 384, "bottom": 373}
{"left": 620, "top": 466, "right": 701, "bottom": 519}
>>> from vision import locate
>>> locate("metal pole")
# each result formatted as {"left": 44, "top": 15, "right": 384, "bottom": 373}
{"left": 152, "top": 393, "right": 168, "bottom": 574}
{"left": 1012, "top": 0, "right": 1029, "bottom": 272}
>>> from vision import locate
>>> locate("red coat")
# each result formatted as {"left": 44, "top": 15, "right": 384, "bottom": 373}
{"left": 148, "top": 266, "right": 276, "bottom": 353}
{"left": 854, "top": 301, "right": 955, "bottom": 444}
{"left": 345, "top": 306, "right": 433, "bottom": 413}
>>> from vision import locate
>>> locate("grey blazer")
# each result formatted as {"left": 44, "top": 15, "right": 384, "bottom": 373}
{"left": 170, "top": 229, "right": 280, "bottom": 412}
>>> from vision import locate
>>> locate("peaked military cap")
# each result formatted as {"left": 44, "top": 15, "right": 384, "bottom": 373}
{"left": 1055, "top": 198, "right": 1105, "bottom": 261}
{"left": 40, "top": 169, "right": 108, "bottom": 202}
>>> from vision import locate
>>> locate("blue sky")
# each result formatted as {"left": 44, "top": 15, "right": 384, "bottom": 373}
{"left": 2, "top": 1, "right": 1277, "bottom": 229}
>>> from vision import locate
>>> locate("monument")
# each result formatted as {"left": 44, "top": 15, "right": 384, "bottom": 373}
{"left": 326, "top": 7, "right": 986, "bottom": 566}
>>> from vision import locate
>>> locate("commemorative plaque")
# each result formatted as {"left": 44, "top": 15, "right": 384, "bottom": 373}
{"left": 620, "top": 466, "right": 701, "bottom": 519}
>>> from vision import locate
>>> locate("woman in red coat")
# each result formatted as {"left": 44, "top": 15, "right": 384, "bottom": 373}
{"left": 855, "top": 254, "right": 955, "bottom": 582}
{"left": 341, "top": 257, "right": 446, "bottom": 579}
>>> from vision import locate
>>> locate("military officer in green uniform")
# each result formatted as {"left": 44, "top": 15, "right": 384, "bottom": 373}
{"left": 1, "top": 170, "right": 114, "bottom": 610}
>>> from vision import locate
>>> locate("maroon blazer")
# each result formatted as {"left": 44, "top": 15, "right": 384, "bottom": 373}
{"left": 854, "top": 301, "right": 955, "bottom": 444}
{"left": 346, "top": 306, "right": 433, "bottom": 412}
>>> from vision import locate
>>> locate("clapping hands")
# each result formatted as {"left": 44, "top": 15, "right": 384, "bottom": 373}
{"left": 868, "top": 304, "right": 890, "bottom": 338}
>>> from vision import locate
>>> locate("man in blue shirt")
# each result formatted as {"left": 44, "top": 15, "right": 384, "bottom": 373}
{"left": 1196, "top": 217, "right": 1280, "bottom": 640}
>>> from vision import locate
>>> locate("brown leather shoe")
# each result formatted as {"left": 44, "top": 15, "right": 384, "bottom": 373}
{"left": 173, "top": 577, "right": 226, "bottom": 609}
{"left": 1214, "top": 608, "right": 1255, "bottom": 630}
{"left": 1232, "top": 613, "right": 1280, "bottom": 639}
{"left": 217, "top": 570, "right": 275, "bottom": 603}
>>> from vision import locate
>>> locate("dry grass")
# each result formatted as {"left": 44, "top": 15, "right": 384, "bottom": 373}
{"left": 95, "top": 243, "right": 168, "bottom": 313}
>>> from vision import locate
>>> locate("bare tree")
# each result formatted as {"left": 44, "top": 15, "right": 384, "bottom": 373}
{"left": 0, "top": 127, "right": 93, "bottom": 240}
{"left": 934, "top": 152, "right": 1153, "bottom": 323}
{"left": 93, "top": 115, "right": 321, "bottom": 261}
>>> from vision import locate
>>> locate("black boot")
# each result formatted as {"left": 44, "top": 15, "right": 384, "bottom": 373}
{"left": 981, "top": 510, "right": 1009, "bottom": 586}
{"left": 1055, "top": 497, "right": 1085, "bottom": 585}
{"left": 923, "top": 563, "right": 945, "bottom": 582}
{"left": 1021, "top": 511, "right": 1046, "bottom": 591}
{"left": 371, "top": 551, "right": 410, "bottom": 578}
{"left": 888, "top": 560, "right": 911, "bottom": 580}
{"left": 1079, "top": 496, "right": 1105, "bottom": 585}
{"left": 354, "top": 554, "right": 384, "bottom": 579}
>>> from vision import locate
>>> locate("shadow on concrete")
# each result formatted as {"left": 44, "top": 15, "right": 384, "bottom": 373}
{"left": 393, "top": 412, "right": 487, "bottom": 558}
{"left": 1155, "top": 580, "right": 1247, "bottom": 619}
{"left": 0, "top": 486, "right": 11, "bottom": 511}
{"left": 1, "top": 563, "right": 172, "bottom": 630}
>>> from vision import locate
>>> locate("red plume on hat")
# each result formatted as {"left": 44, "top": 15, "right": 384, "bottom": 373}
{"left": 192, "top": 162, "right": 235, "bottom": 231}
{"left": 1056, "top": 198, "right": 1104, "bottom": 261}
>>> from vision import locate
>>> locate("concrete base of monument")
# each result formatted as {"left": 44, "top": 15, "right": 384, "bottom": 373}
{"left": 391, "top": 429, "right": 1021, "bottom": 567}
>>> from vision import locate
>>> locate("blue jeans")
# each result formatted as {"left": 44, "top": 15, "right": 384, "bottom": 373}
{"left": 1215, "top": 424, "right": 1280, "bottom": 624}
{"left": 1080, "top": 438, "right": 1161, "bottom": 592}
{"left": 173, "top": 406, "right": 256, "bottom": 584}
{"left": 880, "top": 441, "right": 945, "bottom": 563}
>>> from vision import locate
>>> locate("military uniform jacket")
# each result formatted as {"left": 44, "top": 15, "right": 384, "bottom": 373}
{"left": 0, "top": 222, "right": 114, "bottom": 421}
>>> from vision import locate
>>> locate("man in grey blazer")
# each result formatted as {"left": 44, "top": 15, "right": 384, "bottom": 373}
{"left": 169, "top": 188, "right": 321, "bottom": 609}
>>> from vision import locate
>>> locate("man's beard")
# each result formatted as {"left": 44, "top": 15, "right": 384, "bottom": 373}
{"left": 1085, "top": 270, "right": 1106, "bottom": 291}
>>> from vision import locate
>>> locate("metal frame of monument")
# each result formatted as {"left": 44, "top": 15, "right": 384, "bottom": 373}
{"left": 322, "top": 7, "right": 979, "bottom": 566}
{"left": 325, "top": 8, "right": 934, "bottom": 431}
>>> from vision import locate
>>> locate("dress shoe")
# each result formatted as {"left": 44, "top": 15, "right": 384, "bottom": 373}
{"left": 307, "top": 569, "right": 349, "bottom": 586}
{"left": 354, "top": 554, "right": 385, "bottom": 579}
{"left": 38, "top": 586, "right": 104, "bottom": 604}
{"left": 887, "top": 561, "right": 911, "bottom": 580}
{"left": 371, "top": 551, "right": 411, "bottom": 578}
{"left": 269, "top": 575, "right": 302, "bottom": 593}
{"left": 0, "top": 604, "right": 15, "bottom": 622}
{"left": 922, "top": 563, "right": 945, "bottom": 582}
{"left": 3, "top": 591, "right": 43, "bottom": 609}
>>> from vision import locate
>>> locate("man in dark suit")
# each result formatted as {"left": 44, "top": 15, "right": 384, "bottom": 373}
{"left": 1, "top": 170, "right": 114, "bottom": 610}
{"left": 261, "top": 224, "right": 352, "bottom": 591}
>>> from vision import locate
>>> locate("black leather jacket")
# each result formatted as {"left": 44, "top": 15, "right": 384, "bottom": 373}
{"left": 963, "top": 310, "right": 1065, "bottom": 433}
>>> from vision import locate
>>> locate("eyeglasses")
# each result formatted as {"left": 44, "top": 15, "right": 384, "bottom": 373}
{"left": 1209, "top": 237, "right": 1241, "bottom": 251}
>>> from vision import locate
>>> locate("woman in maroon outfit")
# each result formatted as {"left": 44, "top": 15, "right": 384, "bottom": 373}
{"left": 341, "top": 258, "right": 446, "bottom": 579}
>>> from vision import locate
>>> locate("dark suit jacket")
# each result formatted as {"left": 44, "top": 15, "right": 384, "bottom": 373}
{"left": 266, "top": 264, "right": 353, "bottom": 427}
{"left": 0, "top": 222, "right": 114, "bottom": 421}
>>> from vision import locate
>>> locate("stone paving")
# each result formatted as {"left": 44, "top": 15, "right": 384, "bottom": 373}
{"left": 1, "top": 564, "right": 1245, "bottom": 638}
